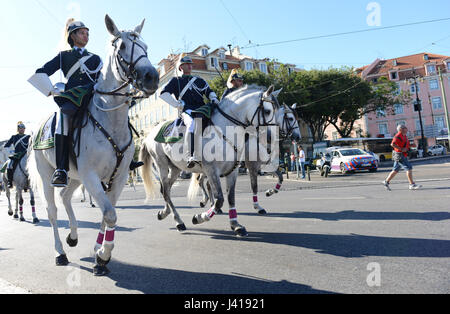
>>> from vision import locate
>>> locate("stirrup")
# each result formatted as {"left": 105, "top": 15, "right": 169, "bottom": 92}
{"left": 52, "top": 169, "right": 68, "bottom": 187}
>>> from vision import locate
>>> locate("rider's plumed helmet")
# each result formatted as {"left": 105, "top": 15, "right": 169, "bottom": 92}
{"left": 17, "top": 121, "right": 25, "bottom": 130}
{"left": 66, "top": 19, "right": 89, "bottom": 47}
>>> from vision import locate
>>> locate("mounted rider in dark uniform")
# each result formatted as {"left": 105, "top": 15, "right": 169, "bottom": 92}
{"left": 221, "top": 69, "right": 244, "bottom": 100}
{"left": 29, "top": 19, "right": 142, "bottom": 187}
{"left": 3, "top": 122, "right": 30, "bottom": 188}
{"left": 159, "top": 55, "right": 219, "bottom": 168}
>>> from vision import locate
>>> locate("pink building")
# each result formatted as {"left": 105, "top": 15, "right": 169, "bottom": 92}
{"left": 326, "top": 53, "right": 450, "bottom": 148}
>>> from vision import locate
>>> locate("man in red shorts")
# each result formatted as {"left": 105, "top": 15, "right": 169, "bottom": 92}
{"left": 382, "top": 125, "right": 422, "bottom": 191}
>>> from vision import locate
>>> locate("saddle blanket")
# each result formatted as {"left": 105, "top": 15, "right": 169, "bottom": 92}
{"left": 154, "top": 119, "right": 184, "bottom": 144}
{"left": 33, "top": 113, "right": 57, "bottom": 150}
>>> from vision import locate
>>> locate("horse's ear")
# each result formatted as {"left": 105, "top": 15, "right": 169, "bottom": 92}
{"left": 105, "top": 14, "right": 120, "bottom": 37}
{"left": 264, "top": 85, "right": 274, "bottom": 97}
{"left": 134, "top": 19, "right": 145, "bottom": 35}
{"left": 273, "top": 87, "right": 283, "bottom": 98}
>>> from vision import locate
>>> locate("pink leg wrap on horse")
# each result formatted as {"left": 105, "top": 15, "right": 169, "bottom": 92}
{"left": 275, "top": 183, "right": 281, "bottom": 191}
{"left": 253, "top": 195, "right": 258, "bottom": 204}
{"left": 96, "top": 231, "right": 105, "bottom": 246}
{"left": 104, "top": 227, "right": 115, "bottom": 244}
{"left": 229, "top": 208, "right": 238, "bottom": 221}
{"left": 32, "top": 207, "right": 36, "bottom": 213}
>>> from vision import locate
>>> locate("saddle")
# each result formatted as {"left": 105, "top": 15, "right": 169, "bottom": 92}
{"left": 154, "top": 119, "right": 184, "bottom": 144}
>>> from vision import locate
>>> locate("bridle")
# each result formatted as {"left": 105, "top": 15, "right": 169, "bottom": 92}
{"left": 96, "top": 31, "right": 149, "bottom": 101}
{"left": 280, "top": 107, "right": 300, "bottom": 140}
{"left": 215, "top": 91, "right": 277, "bottom": 129}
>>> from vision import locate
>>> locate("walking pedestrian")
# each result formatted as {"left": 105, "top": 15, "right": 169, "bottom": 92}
{"left": 298, "top": 145, "right": 306, "bottom": 179}
{"left": 382, "top": 125, "right": 422, "bottom": 191}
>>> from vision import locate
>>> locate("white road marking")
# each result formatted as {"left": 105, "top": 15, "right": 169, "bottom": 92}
{"left": 0, "top": 278, "right": 31, "bottom": 294}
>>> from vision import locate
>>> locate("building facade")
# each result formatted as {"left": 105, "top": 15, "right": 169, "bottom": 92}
{"left": 325, "top": 53, "right": 450, "bottom": 148}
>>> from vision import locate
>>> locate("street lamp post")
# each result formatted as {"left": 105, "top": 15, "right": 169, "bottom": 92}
{"left": 412, "top": 68, "right": 427, "bottom": 154}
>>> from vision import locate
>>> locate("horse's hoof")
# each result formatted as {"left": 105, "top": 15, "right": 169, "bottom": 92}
{"left": 95, "top": 254, "right": 111, "bottom": 267}
{"left": 66, "top": 234, "right": 78, "bottom": 247}
{"left": 157, "top": 212, "right": 164, "bottom": 221}
{"left": 200, "top": 202, "right": 206, "bottom": 208}
{"left": 258, "top": 209, "right": 267, "bottom": 215}
{"left": 20, "top": 217, "right": 25, "bottom": 222}
{"left": 176, "top": 224, "right": 187, "bottom": 232}
{"left": 93, "top": 264, "right": 110, "bottom": 277}
{"left": 13, "top": 214, "right": 18, "bottom": 219}
{"left": 192, "top": 215, "right": 200, "bottom": 225}
{"left": 8, "top": 211, "right": 13, "bottom": 216}
{"left": 233, "top": 227, "right": 248, "bottom": 237}
{"left": 216, "top": 208, "right": 223, "bottom": 215}
{"left": 91, "top": 204, "right": 96, "bottom": 208}
{"left": 33, "top": 218, "right": 40, "bottom": 224}
{"left": 56, "top": 254, "right": 69, "bottom": 266}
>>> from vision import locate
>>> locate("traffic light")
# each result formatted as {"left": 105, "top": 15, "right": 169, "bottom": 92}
{"left": 414, "top": 100, "right": 422, "bottom": 112}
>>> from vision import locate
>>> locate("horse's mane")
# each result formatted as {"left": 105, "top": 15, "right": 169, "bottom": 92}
{"left": 220, "top": 84, "right": 265, "bottom": 108}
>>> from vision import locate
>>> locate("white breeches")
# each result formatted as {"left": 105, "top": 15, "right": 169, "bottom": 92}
{"left": 56, "top": 112, "right": 69, "bottom": 136}
{"left": 182, "top": 110, "right": 196, "bottom": 134}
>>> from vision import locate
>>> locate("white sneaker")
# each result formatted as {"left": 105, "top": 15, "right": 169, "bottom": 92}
{"left": 382, "top": 180, "right": 391, "bottom": 191}
{"left": 409, "top": 184, "right": 422, "bottom": 190}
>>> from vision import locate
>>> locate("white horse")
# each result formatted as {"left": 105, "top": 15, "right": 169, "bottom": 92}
{"left": 191, "top": 102, "right": 302, "bottom": 215}
{"left": 140, "top": 85, "right": 278, "bottom": 236}
{"left": 28, "top": 15, "right": 159, "bottom": 276}
{"left": 2, "top": 153, "right": 39, "bottom": 223}
{"left": 80, "top": 185, "right": 95, "bottom": 207}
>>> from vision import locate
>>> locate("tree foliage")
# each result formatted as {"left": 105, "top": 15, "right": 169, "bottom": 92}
{"left": 208, "top": 65, "right": 409, "bottom": 142}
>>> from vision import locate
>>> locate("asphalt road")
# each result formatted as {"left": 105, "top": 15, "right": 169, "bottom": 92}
{"left": 0, "top": 157, "right": 449, "bottom": 294}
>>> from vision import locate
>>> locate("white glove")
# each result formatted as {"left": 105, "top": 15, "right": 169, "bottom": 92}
{"left": 177, "top": 100, "right": 185, "bottom": 110}
{"left": 50, "top": 88, "right": 61, "bottom": 97}
{"left": 211, "top": 97, "right": 219, "bottom": 106}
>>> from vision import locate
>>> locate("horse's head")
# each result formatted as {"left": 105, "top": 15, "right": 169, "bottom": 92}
{"left": 240, "top": 85, "right": 280, "bottom": 128}
{"left": 277, "top": 103, "right": 301, "bottom": 142}
{"left": 105, "top": 15, "right": 159, "bottom": 97}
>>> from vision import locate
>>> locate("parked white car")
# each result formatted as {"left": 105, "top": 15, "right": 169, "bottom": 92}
{"left": 427, "top": 145, "right": 447, "bottom": 156}
{"left": 328, "top": 147, "right": 378, "bottom": 174}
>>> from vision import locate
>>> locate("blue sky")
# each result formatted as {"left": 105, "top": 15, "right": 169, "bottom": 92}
{"left": 1, "top": 0, "right": 450, "bottom": 139}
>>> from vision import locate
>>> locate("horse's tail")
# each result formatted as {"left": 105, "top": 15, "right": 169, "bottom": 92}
{"left": 187, "top": 173, "right": 202, "bottom": 201}
{"left": 26, "top": 139, "right": 45, "bottom": 203}
{"left": 139, "top": 141, "right": 158, "bottom": 202}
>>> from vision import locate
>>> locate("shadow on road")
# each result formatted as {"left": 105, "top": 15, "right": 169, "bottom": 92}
{"left": 191, "top": 229, "right": 450, "bottom": 258}
{"left": 115, "top": 205, "right": 197, "bottom": 210}
{"left": 238, "top": 210, "right": 450, "bottom": 221}
{"left": 79, "top": 257, "right": 334, "bottom": 294}
{"left": 35, "top": 219, "right": 140, "bottom": 233}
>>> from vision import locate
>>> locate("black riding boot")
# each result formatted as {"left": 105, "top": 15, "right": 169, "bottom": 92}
{"left": 6, "top": 168, "right": 13, "bottom": 188}
{"left": 129, "top": 160, "right": 144, "bottom": 171}
{"left": 51, "top": 134, "right": 70, "bottom": 187}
